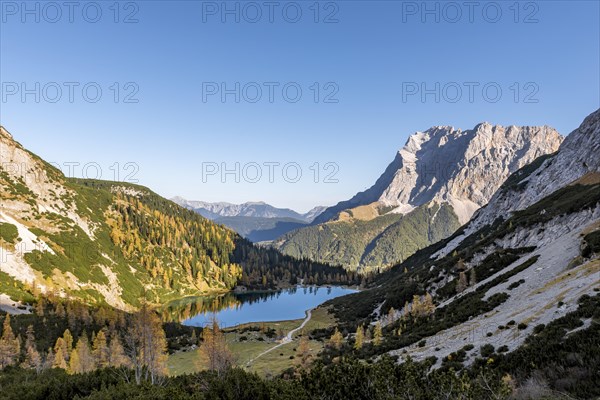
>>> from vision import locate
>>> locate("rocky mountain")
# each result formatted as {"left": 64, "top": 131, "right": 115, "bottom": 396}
{"left": 327, "top": 108, "right": 600, "bottom": 375}
{"left": 171, "top": 197, "right": 326, "bottom": 241}
{"left": 276, "top": 122, "right": 563, "bottom": 270}
{"left": 0, "top": 127, "right": 349, "bottom": 311}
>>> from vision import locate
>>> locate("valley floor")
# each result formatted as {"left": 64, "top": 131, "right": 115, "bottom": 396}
{"left": 168, "top": 307, "right": 335, "bottom": 377}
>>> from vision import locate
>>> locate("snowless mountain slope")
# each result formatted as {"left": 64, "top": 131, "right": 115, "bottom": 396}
{"left": 467, "top": 109, "right": 600, "bottom": 234}
{"left": 0, "top": 127, "right": 247, "bottom": 309}
{"left": 436, "top": 108, "right": 600, "bottom": 259}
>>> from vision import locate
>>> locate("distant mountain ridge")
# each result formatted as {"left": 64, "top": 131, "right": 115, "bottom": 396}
{"left": 276, "top": 121, "right": 564, "bottom": 269}
{"left": 211, "top": 216, "right": 308, "bottom": 243}
{"left": 171, "top": 197, "right": 325, "bottom": 223}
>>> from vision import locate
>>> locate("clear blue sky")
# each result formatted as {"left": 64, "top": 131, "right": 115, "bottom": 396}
{"left": 1, "top": 0, "right": 598, "bottom": 212}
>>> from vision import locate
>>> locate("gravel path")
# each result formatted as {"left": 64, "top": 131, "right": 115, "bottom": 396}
{"left": 246, "top": 309, "right": 312, "bottom": 366}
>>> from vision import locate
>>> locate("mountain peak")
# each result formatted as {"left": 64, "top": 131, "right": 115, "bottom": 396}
{"left": 244, "top": 201, "right": 267, "bottom": 206}
{"left": 313, "top": 121, "right": 563, "bottom": 225}
{"left": 463, "top": 108, "right": 600, "bottom": 234}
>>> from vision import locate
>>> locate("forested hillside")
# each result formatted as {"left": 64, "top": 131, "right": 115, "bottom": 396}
{"left": 276, "top": 203, "right": 460, "bottom": 271}
{"left": 0, "top": 128, "right": 356, "bottom": 310}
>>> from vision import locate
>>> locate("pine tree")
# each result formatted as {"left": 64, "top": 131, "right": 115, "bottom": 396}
{"left": 21, "top": 325, "right": 42, "bottom": 372}
{"left": 108, "top": 333, "right": 129, "bottom": 368}
{"left": 63, "top": 329, "right": 73, "bottom": 360}
{"left": 68, "top": 347, "right": 81, "bottom": 374}
{"left": 92, "top": 329, "right": 109, "bottom": 368}
{"left": 197, "top": 317, "right": 234, "bottom": 375}
{"left": 0, "top": 314, "right": 20, "bottom": 368}
{"left": 70, "top": 334, "right": 95, "bottom": 374}
{"left": 456, "top": 271, "right": 468, "bottom": 293}
{"left": 354, "top": 325, "right": 364, "bottom": 350}
{"left": 365, "top": 327, "right": 372, "bottom": 342}
{"left": 35, "top": 298, "right": 45, "bottom": 316}
{"left": 423, "top": 292, "right": 436, "bottom": 315}
{"left": 44, "top": 347, "right": 55, "bottom": 370}
{"left": 124, "top": 299, "right": 168, "bottom": 384}
{"left": 469, "top": 268, "right": 477, "bottom": 287}
{"left": 411, "top": 294, "right": 423, "bottom": 317}
{"left": 329, "top": 328, "right": 344, "bottom": 350}
{"left": 387, "top": 307, "right": 396, "bottom": 323}
{"left": 53, "top": 338, "right": 68, "bottom": 369}
{"left": 296, "top": 335, "right": 312, "bottom": 372}
{"left": 55, "top": 302, "right": 65, "bottom": 317}
{"left": 373, "top": 322, "right": 383, "bottom": 346}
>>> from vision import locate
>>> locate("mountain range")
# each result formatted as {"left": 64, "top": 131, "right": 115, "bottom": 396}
{"left": 274, "top": 122, "right": 563, "bottom": 270}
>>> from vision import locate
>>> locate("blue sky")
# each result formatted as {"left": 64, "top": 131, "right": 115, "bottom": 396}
{"left": 1, "top": 0, "right": 598, "bottom": 212}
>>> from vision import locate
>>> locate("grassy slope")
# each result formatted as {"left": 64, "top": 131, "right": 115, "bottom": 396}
{"left": 168, "top": 307, "right": 336, "bottom": 377}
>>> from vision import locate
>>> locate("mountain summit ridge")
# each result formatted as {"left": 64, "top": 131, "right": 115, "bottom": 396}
{"left": 462, "top": 109, "right": 600, "bottom": 237}
{"left": 315, "top": 122, "right": 563, "bottom": 225}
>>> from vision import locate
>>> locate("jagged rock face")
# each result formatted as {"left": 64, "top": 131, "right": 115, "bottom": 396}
{"left": 467, "top": 109, "right": 600, "bottom": 233}
{"left": 314, "top": 123, "right": 563, "bottom": 225}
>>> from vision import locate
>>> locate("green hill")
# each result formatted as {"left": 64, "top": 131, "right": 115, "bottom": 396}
{"left": 276, "top": 203, "right": 460, "bottom": 272}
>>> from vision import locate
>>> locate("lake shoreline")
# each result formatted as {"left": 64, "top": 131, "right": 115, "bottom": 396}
{"left": 166, "top": 285, "right": 359, "bottom": 328}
